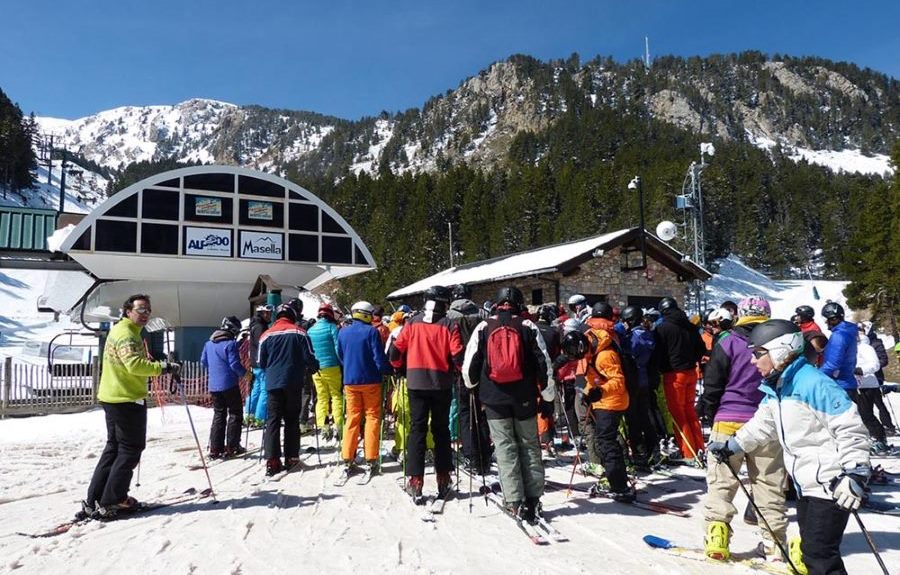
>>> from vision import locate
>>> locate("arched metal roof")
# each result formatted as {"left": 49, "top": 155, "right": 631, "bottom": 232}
{"left": 60, "top": 165, "right": 375, "bottom": 287}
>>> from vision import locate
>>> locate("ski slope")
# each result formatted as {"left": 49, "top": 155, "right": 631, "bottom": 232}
{"left": 0, "top": 406, "right": 897, "bottom": 575}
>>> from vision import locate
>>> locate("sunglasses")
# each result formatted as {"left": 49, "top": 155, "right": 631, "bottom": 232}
{"left": 134, "top": 307, "right": 152, "bottom": 315}
{"left": 752, "top": 349, "right": 769, "bottom": 359}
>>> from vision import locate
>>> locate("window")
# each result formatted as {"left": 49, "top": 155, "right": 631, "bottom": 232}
{"left": 95, "top": 220, "right": 137, "bottom": 252}
{"left": 289, "top": 233, "right": 319, "bottom": 262}
{"left": 141, "top": 223, "right": 178, "bottom": 255}
{"left": 184, "top": 173, "right": 234, "bottom": 193}
{"left": 105, "top": 194, "right": 138, "bottom": 218}
{"left": 322, "top": 211, "right": 344, "bottom": 234}
{"left": 322, "top": 236, "right": 352, "bottom": 264}
{"left": 184, "top": 194, "right": 233, "bottom": 224}
{"left": 239, "top": 175, "right": 284, "bottom": 198}
{"left": 354, "top": 245, "right": 366, "bottom": 265}
{"left": 142, "top": 189, "right": 180, "bottom": 221}
{"left": 531, "top": 289, "right": 543, "bottom": 305}
{"left": 156, "top": 177, "right": 179, "bottom": 188}
{"left": 72, "top": 228, "right": 91, "bottom": 251}
{"left": 289, "top": 203, "right": 318, "bottom": 232}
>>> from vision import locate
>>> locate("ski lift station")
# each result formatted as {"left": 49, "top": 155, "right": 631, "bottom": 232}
{"left": 54, "top": 165, "right": 376, "bottom": 360}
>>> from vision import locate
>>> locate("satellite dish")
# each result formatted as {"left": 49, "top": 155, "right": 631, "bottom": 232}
{"left": 656, "top": 221, "right": 677, "bottom": 242}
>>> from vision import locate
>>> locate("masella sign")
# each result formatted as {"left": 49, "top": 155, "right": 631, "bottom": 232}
{"left": 239, "top": 230, "right": 284, "bottom": 260}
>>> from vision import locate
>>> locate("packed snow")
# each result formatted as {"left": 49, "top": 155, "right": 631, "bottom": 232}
{"left": 746, "top": 132, "right": 893, "bottom": 176}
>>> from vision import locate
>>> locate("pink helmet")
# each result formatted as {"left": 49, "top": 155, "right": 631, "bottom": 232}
{"left": 737, "top": 295, "right": 771, "bottom": 318}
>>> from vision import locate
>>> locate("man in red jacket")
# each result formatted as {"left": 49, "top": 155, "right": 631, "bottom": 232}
{"left": 389, "top": 286, "right": 464, "bottom": 501}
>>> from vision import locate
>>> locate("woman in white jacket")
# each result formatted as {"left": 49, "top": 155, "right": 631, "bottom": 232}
{"left": 708, "top": 319, "right": 870, "bottom": 575}
{"left": 856, "top": 330, "right": 890, "bottom": 452}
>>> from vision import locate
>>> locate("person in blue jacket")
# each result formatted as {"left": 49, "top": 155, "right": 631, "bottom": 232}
{"left": 201, "top": 316, "right": 247, "bottom": 458}
{"left": 819, "top": 302, "right": 858, "bottom": 395}
{"left": 308, "top": 303, "right": 343, "bottom": 446}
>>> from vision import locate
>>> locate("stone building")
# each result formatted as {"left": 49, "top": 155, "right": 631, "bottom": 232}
{"left": 387, "top": 227, "right": 710, "bottom": 311}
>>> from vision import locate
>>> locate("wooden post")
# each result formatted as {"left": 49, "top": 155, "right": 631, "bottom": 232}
{"left": 1, "top": 357, "right": 10, "bottom": 419}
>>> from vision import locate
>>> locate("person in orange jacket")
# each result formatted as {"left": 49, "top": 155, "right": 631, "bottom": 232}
{"left": 579, "top": 320, "right": 634, "bottom": 502}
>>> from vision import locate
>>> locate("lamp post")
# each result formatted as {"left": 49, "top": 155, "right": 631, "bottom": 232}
{"left": 628, "top": 175, "right": 647, "bottom": 269}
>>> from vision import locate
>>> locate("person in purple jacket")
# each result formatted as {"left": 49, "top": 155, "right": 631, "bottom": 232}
{"left": 201, "top": 316, "right": 247, "bottom": 459}
{"left": 698, "top": 298, "right": 787, "bottom": 561}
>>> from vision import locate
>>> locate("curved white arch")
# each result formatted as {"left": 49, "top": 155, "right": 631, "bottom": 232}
{"left": 60, "top": 165, "right": 376, "bottom": 289}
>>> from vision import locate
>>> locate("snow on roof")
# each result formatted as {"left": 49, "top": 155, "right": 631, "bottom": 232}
{"left": 388, "top": 229, "right": 632, "bottom": 299}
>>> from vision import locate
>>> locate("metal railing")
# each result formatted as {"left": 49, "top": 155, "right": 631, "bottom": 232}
{"left": 0, "top": 357, "right": 211, "bottom": 418}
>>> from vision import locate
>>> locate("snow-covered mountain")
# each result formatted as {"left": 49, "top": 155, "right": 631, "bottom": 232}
{"left": 35, "top": 53, "right": 897, "bottom": 182}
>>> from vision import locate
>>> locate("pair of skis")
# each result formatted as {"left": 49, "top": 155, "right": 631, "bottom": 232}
{"left": 17, "top": 487, "right": 211, "bottom": 539}
{"left": 543, "top": 479, "right": 691, "bottom": 517}
{"left": 333, "top": 465, "right": 376, "bottom": 487}
{"left": 643, "top": 535, "right": 790, "bottom": 575}
{"left": 483, "top": 491, "right": 567, "bottom": 545}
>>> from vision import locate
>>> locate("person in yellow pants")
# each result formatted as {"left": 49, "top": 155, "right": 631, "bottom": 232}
{"left": 308, "top": 304, "right": 344, "bottom": 446}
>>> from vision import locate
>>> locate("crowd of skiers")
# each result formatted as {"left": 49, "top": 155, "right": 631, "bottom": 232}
{"left": 83, "top": 287, "right": 895, "bottom": 575}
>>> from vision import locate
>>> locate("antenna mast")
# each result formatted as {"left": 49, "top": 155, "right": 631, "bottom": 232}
{"left": 644, "top": 37, "right": 651, "bottom": 69}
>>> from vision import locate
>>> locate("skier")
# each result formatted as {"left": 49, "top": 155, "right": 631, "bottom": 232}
{"left": 793, "top": 305, "right": 823, "bottom": 333}
{"left": 619, "top": 305, "right": 660, "bottom": 468}
{"left": 389, "top": 286, "right": 464, "bottom": 499}
{"left": 245, "top": 304, "right": 272, "bottom": 427}
{"left": 81, "top": 294, "right": 180, "bottom": 519}
{"left": 372, "top": 305, "right": 391, "bottom": 344}
{"left": 819, "top": 302, "right": 858, "bottom": 396}
{"left": 861, "top": 321, "right": 895, "bottom": 435}
{"left": 337, "top": 301, "right": 391, "bottom": 481}
{"left": 308, "top": 303, "right": 343, "bottom": 447}
{"left": 708, "top": 319, "right": 871, "bottom": 575}
{"left": 201, "top": 316, "right": 247, "bottom": 459}
{"left": 697, "top": 297, "right": 788, "bottom": 561}
{"left": 462, "top": 286, "right": 555, "bottom": 522}
{"left": 535, "top": 304, "right": 562, "bottom": 455}
{"left": 855, "top": 327, "right": 891, "bottom": 454}
{"left": 566, "top": 293, "right": 591, "bottom": 322}
{"left": 285, "top": 298, "right": 316, "bottom": 435}
{"left": 258, "top": 303, "right": 318, "bottom": 476}
{"left": 652, "top": 296, "right": 706, "bottom": 461}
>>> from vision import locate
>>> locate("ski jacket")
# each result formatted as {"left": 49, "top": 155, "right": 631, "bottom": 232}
{"left": 581, "top": 327, "right": 629, "bottom": 412}
{"left": 856, "top": 339, "right": 881, "bottom": 390}
{"left": 307, "top": 318, "right": 341, "bottom": 369}
{"left": 248, "top": 314, "right": 268, "bottom": 368}
{"left": 387, "top": 311, "right": 406, "bottom": 333}
{"left": 652, "top": 308, "right": 705, "bottom": 373}
{"left": 624, "top": 326, "right": 655, "bottom": 389}
{"left": 867, "top": 328, "right": 888, "bottom": 371}
{"left": 699, "top": 320, "right": 765, "bottom": 424}
{"left": 586, "top": 317, "right": 619, "bottom": 344}
{"left": 337, "top": 319, "right": 390, "bottom": 385}
{"left": 98, "top": 317, "right": 163, "bottom": 403}
{"left": 798, "top": 319, "right": 823, "bottom": 334}
{"left": 258, "top": 317, "right": 317, "bottom": 391}
{"left": 820, "top": 320, "right": 858, "bottom": 391}
{"left": 536, "top": 321, "right": 561, "bottom": 361}
{"left": 735, "top": 357, "right": 870, "bottom": 500}
{"left": 201, "top": 331, "right": 245, "bottom": 392}
{"left": 374, "top": 321, "right": 391, "bottom": 345}
{"left": 462, "top": 310, "right": 553, "bottom": 410}
{"left": 389, "top": 312, "right": 463, "bottom": 391}
{"left": 447, "top": 299, "right": 483, "bottom": 346}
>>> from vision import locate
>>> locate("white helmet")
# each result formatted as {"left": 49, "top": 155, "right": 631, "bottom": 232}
{"left": 351, "top": 301, "right": 375, "bottom": 323}
{"left": 562, "top": 318, "right": 586, "bottom": 334}
{"left": 707, "top": 308, "right": 734, "bottom": 329}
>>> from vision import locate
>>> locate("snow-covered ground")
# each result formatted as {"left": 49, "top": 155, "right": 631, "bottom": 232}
{"left": 0, "top": 405, "right": 897, "bottom": 575}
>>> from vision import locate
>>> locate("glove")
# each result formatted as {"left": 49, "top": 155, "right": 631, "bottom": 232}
{"left": 552, "top": 354, "right": 571, "bottom": 371}
{"left": 882, "top": 383, "right": 898, "bottom": 395}
{"left": 707, "top": 437, "right": 742, "bottom": 463}
{"left": 161, "top": 361, "right": 182, "bottom": 376}
{"left": 583, "top": 386, "right": 602, "bottom": 404}
{"left": 540, "top": 380, "right": 556, "bottom": 403}
{"left": 830, "top": 473, "right": 867, "bottom": 510}
{"left": 853, "top": 367, "right": 863, "bottom": 376}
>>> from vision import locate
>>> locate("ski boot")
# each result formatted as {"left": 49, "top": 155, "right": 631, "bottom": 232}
{"left": 97, "top": 496, "right": 141, "bottom": 521}
{"left": 208, "top": 449, "right": 224, "bottom": 460}
{"left": 405, "top": 475, "right": 424, "bottom": 503}
{"left": 788, "top": 537, "right": 808, "bottom": 575}
{"left": 225, "top": 445, "right": 246, "bottom": 458}
{"left": 436, "top": 471, "right": 453, "bottom": 498}
{"left": 75, "top": 500, "right": 96, "bottom": 521}
{"left": 608, "top": 485, "right": 636, "bottom": 503}
{"left": 870, "top": 440, "right": 894, "bottom": 456}
{"left": 743, "top": 500, "right": 758, "bottom": 525}
{"left": 265, "top": 458, "right": 284, "bottom": 477}
{"left": 522, "top": 497, "right": 542, "bottom": 524}
{"left": 704, "top": 520, "right": 731, "bottom": 561}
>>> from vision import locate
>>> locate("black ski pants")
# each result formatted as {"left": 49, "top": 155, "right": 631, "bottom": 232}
{"left": 848, "top": 389, "right": 886, "bottom": 443}
{"left": 591, "top": 408, "right": 629, "bottom": 492}
{"left": 300, "top": 374, "right": 314, "bottom": 425}
{"left": 868, "top": 387, "right": 895, "bottom": 430}
{"left": 87, "top": 401, "right": 147, "bottom": 507}
{"left": 797, "top": 496, "right": 850, "bottom": 575}
{"left": 265, "top": 386, "right": 301, "bottom": 462}
{"left": 625, "top": 384, "right": 659, "bottom": 459}
{"left": 407, "top": 388, "right": 453, "bottom": 477}
{"left": 458, "top": 383, "right": 492, "bottom": 470}
{"left": 210, "top": 385, "right": 243, "bottom": 453}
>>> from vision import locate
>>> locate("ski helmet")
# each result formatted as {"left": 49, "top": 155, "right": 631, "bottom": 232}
{"left": 707, "top": 308, "right": 734, "bottom": 330}
{"left": 398, "top": 304, "right": 412, "bottom": 314}
{"left": 220, "top": 315, "right": 241, "bottom": 334}
{"left": 286, "top": 297, "right": 304, "bottom": 317}
{"left": 274, "top": 303, "right": 297, "bottom": 322}
{"left": 721, "top": 300, "right": 739, "bottom": 318}
{"left": 700, "top": 308, "right": 718, "bottom": 325}
{"left": 373, "top": 305, "right": 385, "bottom": 319}
{"left": 351, "top": 301, "right": 375, "bottom": 323}
{"left": 450, "top": 284, "right": 471, "bottom": 301}
{"left": 317, "top": 303, "right": 335, "bottom": 321}
{"left": 424, "top": 285, "right": 452, "bottom": 304}
{"left": 620, "top": 305, "right": 643, "bottom": 325}
{"left": 658, "top": 297, "right": 678, "bottom": 313}
{"left": 562, "top": 318, "right": 586, "bottom": 334}
{"left": 495, "top": 286, "right": 524, "bottom": 310}
{"left": 591, "top": 301, "right": 613, "bottom": 320}
{"left": 748, "top": 319, "right": 804, "bottom": 370}
{"left": 643, "top": 307, "right": 661, "bottom": 323}
{"left": 561, "top": 331, "right": 589, "bottom": 360}
{"left": 537, "top": 304, "right": 557, "bottom": 324}
{"left": 737, "top": 296, "right": 771, "bottom": 318}
{"left": 821, "top": 302, "right": 844, "bottom": 320}
{"left": 567, "top": 294, "right": 587, "bottom": 308}
{"left": 795, "top": 305, "right": 815, "bottom": 322}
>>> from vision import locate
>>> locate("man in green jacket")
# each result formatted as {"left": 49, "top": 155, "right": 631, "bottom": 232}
{"left": 81, "top": 294, "right": 179, "bottom": 519}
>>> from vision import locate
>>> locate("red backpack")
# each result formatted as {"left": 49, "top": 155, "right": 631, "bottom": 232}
{"left": 485, "top": 318, "right": 525, "bottom": 384}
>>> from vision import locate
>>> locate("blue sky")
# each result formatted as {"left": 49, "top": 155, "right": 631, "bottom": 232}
{"left": 3, "top": 1, "right": 897, "bottom": 120}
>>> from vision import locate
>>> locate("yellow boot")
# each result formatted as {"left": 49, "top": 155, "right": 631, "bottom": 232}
{"left": 788, "top": 537, "right": 808, "bottom": 575}
{"left": 705, "top": 521, "right": 731, "bottom": 561}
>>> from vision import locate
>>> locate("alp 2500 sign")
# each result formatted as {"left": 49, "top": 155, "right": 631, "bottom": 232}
{"left": 184, "top": 227, "right": 232, "bottom": 257}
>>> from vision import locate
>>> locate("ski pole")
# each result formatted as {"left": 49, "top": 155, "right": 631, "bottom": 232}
{"left": 722, "top": 459, "right": 795, "bottom": 573}
{"left": 135, "top": 461, "right": 141, "bottom": 488}
{"left": 852, "top": 510, "right": 889, "bottom": 575}
{"left": 470, "top": 390, "right": 489, "bottom": 506}
{"left": 377, "top": 378, "right": 386, "bottom": 471}
{"left": 673, "top": 422, "right": 705, "bottom": 468}
{"left": 312, "top": 411, "right": 322, "bottom": 466}
{"left": 174, "top": 373, "right": 217, "bottom": 502}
